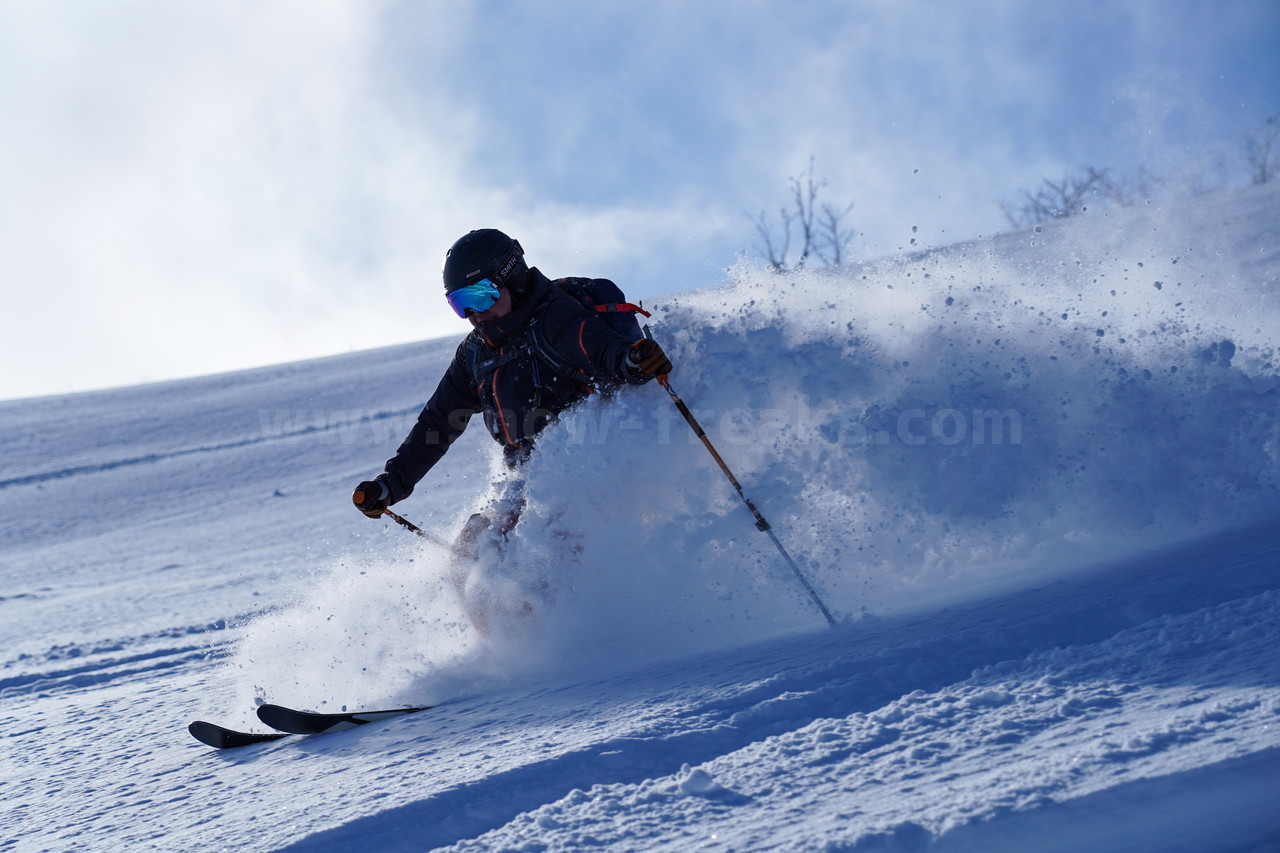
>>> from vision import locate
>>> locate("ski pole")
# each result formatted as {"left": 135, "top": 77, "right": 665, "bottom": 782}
{"left": 352, "top": 487, "right": 453, "bottom": 551}
{"left": 642, "top": 326, "right": 837, "bottom": 628}
{"left": 382, "top": 508, "right": 454, "bottom": 551}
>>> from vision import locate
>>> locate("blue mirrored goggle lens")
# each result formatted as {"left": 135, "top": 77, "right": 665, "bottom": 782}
{"left": 446, "top": 278, "right": 501, "bottom": 318}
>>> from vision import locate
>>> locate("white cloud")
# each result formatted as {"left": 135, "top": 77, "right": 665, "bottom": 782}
{"left": 0, "top": 2, "right": 470, "bottom": 398}
{"left": 0, "top": 0, "right": 1273, "bottom": 400}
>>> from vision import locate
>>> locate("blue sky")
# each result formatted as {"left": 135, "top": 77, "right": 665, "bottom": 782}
{"left": 1, "top": 0, "right": 1276, "bottom": 401}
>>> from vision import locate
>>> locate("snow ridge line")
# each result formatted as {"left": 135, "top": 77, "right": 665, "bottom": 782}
{"left": 0, "top": 406, "right": 420, "bottom": 491}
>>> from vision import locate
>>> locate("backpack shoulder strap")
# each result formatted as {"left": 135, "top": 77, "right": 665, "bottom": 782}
{"left": 525, "top": 309, "right": 589, "bottom": 385}
{"left": 465, "top": 333, "right": 527, "bottom": 386}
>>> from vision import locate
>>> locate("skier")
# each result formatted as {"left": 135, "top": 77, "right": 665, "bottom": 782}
{"left": 352, "top": 228, "right": 672, "bottom": 561}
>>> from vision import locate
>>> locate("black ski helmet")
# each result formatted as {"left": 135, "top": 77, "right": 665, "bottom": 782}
{"left": 442, "top": 229, "right": 527, "bottom": 295}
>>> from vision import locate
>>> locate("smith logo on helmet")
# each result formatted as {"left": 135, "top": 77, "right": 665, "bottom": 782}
{"left": 445, "top": 229, "right": 527, "bottom": 294}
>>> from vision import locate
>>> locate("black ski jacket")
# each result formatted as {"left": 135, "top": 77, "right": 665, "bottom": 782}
{"left": 379, "top": 269, "right": 650, "bottom": 503}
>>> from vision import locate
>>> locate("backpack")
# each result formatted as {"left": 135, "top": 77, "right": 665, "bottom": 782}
{"left": 551, "top": 277, "right": 651, "bottom": 341}
{"left": 527, "top": 277, "right": 651, "bottom": 386}
{"left": 469, "top": 277, "right": 651, "bottom": 389}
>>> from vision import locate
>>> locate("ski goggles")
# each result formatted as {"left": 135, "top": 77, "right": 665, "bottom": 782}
{"left": 446, "top": 278, "right": 501, "bottom": 318}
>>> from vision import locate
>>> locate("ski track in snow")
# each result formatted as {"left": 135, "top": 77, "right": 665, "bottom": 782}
{"left": 2, "top": 183, "right": 1279, "bottom": 851}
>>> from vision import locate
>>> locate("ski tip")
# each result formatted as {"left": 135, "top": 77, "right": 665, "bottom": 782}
{"left": 255, "top": 703, "right": 331, "bottom": 734}
{"left": 188, "top": 719, "right": 288, "bottom": 750}
{"left": 255, "top": 702, "right": 437, "bottom": 735}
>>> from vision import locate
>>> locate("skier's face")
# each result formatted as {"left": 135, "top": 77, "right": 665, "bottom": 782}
{"left": 468, "top": 287, "right": 513, "bottom": 327}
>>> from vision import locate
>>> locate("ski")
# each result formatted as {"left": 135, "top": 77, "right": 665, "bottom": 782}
{"left": 188, "top": 703, "right": 434, "bottom": 749}
{"left": 255, "top": 702, "right": 434, "bottom": 735}
{"left": 188, "top": 719, "right": 288, "bottom": 750}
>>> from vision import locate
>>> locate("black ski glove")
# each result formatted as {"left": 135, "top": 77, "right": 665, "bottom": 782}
{"left": 628, "top": 339, "right": 672, "bottom": 378}
{"left": 353, "top": 479, "right": 390, "bottom": 518}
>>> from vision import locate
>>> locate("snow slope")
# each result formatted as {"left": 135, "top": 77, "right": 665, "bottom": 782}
{"left": 2, "top": 182, "right": 1279, "bottom": 851}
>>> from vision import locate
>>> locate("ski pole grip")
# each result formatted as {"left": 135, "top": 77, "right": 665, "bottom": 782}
{"left": 352, "top": 488, "right": 366, "bottom": 506}
{"left": 641, "top": 324, "right": 672, "bottom": 385}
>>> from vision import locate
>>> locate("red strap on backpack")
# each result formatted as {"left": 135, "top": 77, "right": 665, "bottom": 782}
{"left": 592, "top": 302, "right": 652, "bottom": 318}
